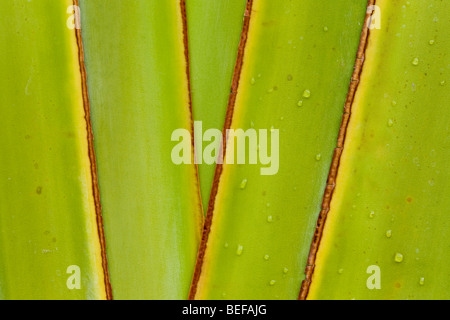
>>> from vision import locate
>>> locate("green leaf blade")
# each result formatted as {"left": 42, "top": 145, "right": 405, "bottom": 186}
{"left": 0, "top": 0, "right": 106, "bottom": 300}
{"left": 309, "top": 0, "right": 450, "bottom": 300}
{"left": 186, "top": 0, "right": 248, "bottom": 209}
{"left": 79, "top": 0, "right": 203, "bottom": 299}
{"left": 193, "top": 0, "right": 368, "bottom": 300}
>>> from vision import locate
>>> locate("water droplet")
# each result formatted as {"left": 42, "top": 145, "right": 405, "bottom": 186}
{"left": 440, "top": 80, "right": 446, "bottom": 86}
{"left": 267, "top": 216, "right": 273, "bottom": 223}
{"left": 395, "top": 253, "right": 404, "bottom": 263}
{"left": 250, "top": 121, "right": 255, "bottom": 128}
{"left": 419, "top": 277, "right": 425, "bottom": 286}
{"left": 240, "top": 179, "right": 248, "bottom": 189}
{"left": 303, "top": 90, "right": 311, "bottom": 98}
{"left": 267, "top": 88, "right": 274, "bottom": 93}
{"left": 429, "top": 40, "right": 435, "bottom": 45}
{"left": 224, "top": 243, "right": 229, "bottom": 248}
{"left": 388, "top": 119, "right": 394, "bottom": 127}
{"left": 287, "top": 74, "right": 293, "bottom": 81}
{"left": 316, "top": 154, "right": 322, "bottom": 161}
{"left": 386, "top": 230, "right": 392, "bottom": 238}
{"left": 236, "top": 245, "right": 244, "bottom": 256}
{"left": 269, "top": 280, "right": 276, "bottom": 286}
{"left": 283, "top": 268, "right": 289, "bottom": 274}
{"left": 297, "top": 100, "right": 303, "bottom": 107}
{"left": 412, "top": 58, "right": 419, "bottom": 66}
{"left": 264, "top": 255, "right": 270, "bottom": 261}
{"left": 338, "top": 268, "right": 344, "bottom": 274}
{"left": 266, "top": 203, "right": 271, "bottom": 208}
{"left": 392, "top": 100, "right": 397, "bottom": 106}
{"left": 251, "top": 78, "right": 256, "bottom": 85}
{"left": 323, "top": 26, "right": 328, "bottom": 32}
{"left": 369, "top": 211, "right": 375, "bottom": 219}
